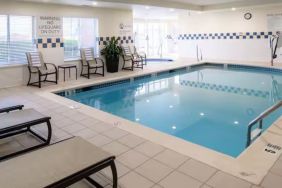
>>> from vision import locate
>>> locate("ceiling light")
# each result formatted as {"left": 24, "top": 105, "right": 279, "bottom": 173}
{"left": 231, "top": 7, "right": 236, "bottom": 11}
{"left": 92, "top": 2, "right": 97, "bottom": 6}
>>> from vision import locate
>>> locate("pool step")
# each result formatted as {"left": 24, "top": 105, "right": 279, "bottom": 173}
{"left": 251, "top": 128, "right": 262, "bottom": 141}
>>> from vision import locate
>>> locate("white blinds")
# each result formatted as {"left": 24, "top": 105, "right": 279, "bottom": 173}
{"left": 63, "top": 17, "right": 98, "bottom": 59}
{"left": 0, "top": 15, "right": 8, "bottom": 64}
{"left": 0, "top": 15, "right": 35, "bottom": 65}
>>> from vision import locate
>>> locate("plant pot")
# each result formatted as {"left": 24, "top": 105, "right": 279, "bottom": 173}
{"left": 106, "top": 56, "right": 119, "bottom": 73}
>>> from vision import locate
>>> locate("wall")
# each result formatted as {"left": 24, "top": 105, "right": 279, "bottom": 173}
{"left": 177, "top": 5, "right": 282, "bottom": 64}
{"left": 0, "top": 1, "right": 133, "bottom": 88}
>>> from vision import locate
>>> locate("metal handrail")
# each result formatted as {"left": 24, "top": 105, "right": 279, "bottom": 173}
{"left": 246, "top": 100, "right": 282, "bottom": 147}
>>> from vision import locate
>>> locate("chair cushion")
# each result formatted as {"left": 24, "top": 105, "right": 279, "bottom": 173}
{"left": 0, "top": 137, "right": 113, "bottom": 188}
{"left": 0, "top": 109, "right": 48, "bottom": 129}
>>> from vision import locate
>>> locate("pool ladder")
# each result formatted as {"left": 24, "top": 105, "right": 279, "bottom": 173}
{"left": 246, "top": 100, "right": 282, "bottom": 147}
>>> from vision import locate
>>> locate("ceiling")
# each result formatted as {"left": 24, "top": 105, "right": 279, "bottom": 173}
{"left": 14, "top": 0, "right": 282, "bottom": 11}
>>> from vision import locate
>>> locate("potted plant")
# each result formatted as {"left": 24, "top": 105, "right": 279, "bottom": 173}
{"left": 100, "top": 37, "right": 122, "bottom": 73}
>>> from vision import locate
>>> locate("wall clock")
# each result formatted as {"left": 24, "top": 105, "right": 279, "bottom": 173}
{"left": 244, "top": 13, "right": 252, "bottom": 20}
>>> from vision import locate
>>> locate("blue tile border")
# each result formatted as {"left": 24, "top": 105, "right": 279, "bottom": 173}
{"left": 178, "top": 31, "right": 274, "bottom": 40}
{"left": 36, "top": 37, "right": 64, "bottom": 49}
{"left": 98, "top": 36, "right": 134, "bottom": 46}
{"left": 228, "top": 64, "right": 282, "bottom": 73}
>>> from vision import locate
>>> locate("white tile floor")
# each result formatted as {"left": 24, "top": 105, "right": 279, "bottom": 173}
{"left": 0, "top": 61, "right": 282, "bottom": 188}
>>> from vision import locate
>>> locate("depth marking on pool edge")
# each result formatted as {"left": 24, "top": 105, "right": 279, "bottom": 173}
{"left": 264, "top": 143, "right": 282, "bottom": 155}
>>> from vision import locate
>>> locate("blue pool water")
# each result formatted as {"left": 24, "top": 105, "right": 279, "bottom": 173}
{"left": 57, "top": 64, "right": 282, "bottom": 157}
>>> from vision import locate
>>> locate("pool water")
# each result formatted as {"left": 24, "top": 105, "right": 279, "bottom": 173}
{"left": 57, "top": 65, "right": 282, "bottom": 157}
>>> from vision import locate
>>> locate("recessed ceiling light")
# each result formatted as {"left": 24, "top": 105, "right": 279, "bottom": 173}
{"left": 231, "top": 7, "right": 236, "bottom": 11}
{"left": 92, "top": 2, "right": 97, "bottom": 6}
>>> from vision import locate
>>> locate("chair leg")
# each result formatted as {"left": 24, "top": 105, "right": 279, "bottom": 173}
{"left": 111, "top": 161, "right": 118, "bottom": 188}
{"left": 80, "top": 66, "right": 83, "bottom": 77}
{"left": 55, "top": 71, "right": 58, "bottom": 84}
{"left": 38, "top": 73, "right": 41, "bottom": 88}
{"left": 102, "top": 66, "right": 105, "bottom": 76}
{"left": 87, "top": 67, "right": 90, "bottom": 79}
{"left": 27, "top": 71, "right": 31, "bottom": 86}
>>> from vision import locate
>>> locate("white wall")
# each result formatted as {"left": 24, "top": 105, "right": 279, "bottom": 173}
{"left": 177, "top": 5, "right": 282, "bottom": 64}
{"left": 0, "top": 1, "right": 133, "bottom": 88}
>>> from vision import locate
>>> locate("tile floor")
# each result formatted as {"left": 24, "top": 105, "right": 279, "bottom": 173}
{"left": 0, "top": 87, "right": 281, "bottom": 188}
{"left": 0, "top": 60, "right": 282, "bottom": 188}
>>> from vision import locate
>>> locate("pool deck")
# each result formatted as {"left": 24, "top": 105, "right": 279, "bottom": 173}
{"left": 0, "top": 58, "right": 282, "bottom": 188}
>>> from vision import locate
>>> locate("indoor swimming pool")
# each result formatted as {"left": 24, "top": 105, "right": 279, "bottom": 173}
{"left": 57, "top": 64, "right": 282, "bottom": 157}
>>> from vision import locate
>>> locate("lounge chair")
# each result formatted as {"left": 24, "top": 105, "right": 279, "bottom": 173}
{"left": 121, "top": 46, "right": 144, "bottom": 71}
{"left": 26, "top": 52, "right": 58, "bottom": 88}
{"left": 80, "top": 48, "right": 105, "bottom": 79}
{"left": 0, "top": 137, "right": 117, "bottom": 188}
{"left": 133, "top": 46, "right": 147, "bottom": 65}
{"left": 0, "top": 104, "right": 24, "bottom": 114}
{"left": 0, "top": 108, "right": 52, "bottom": 161}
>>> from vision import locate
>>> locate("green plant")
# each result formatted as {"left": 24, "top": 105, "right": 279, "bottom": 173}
{"left": 100, "top": 37, "right": 122, "bottom": 58}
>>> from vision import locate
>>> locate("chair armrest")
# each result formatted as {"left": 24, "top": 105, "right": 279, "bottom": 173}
{"left": 95, "top": 58, "right": 105, "bottom": 65}
{"left": 44, "top": 63, "right": 57, "bottom": 70}
{"left": 0, "top": 105, "right": 24, "bottom": 114}
{"left": 138, "top": 52, "right": 146, "bottom": 57}
{"left": 45, "top": 63, "right": 58, "bottom": 73}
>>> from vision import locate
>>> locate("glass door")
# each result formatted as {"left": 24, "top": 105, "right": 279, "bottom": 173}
{"left": 134, "top": 20, "right": 171, "bottom": 58}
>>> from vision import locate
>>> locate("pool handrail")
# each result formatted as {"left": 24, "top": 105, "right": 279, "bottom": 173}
{"left": 246, "top": 100, "right": 282, "bottom": 147}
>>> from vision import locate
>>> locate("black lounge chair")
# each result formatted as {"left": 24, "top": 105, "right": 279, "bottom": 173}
{"left": 26, "top": 52, "right": 58, "bottom": 88}
{"left": 121, "top": 46, "right": 144, "bottom": 71}
{"left": 80, "top": 48, "right": 105, "bottom": 79}
{"left": 0, "top": 137, "right": 117, "bottom": 188}
{"left": 0, "top": 104, "right": 24, "bottom": 114}
{"left": 0, "top": 108, "right": 52, "bottom": 161}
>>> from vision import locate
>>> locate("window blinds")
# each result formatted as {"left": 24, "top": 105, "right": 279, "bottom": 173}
{"left": 0, "top": 15, "right": 35, "bottom": 65}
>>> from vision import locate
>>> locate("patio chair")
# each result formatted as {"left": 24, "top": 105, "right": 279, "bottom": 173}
{"left": 134, "top": 46, "right": 147, "bottom": 65}
{"left": 80, "top": 48, "right": 105, "bottom": 79}
{"left": 0, "top": 137, "right": 117, "bottom": 188}
{"left": 121, "top": 46, "right": 144, "bottom": 71}
{"left": 0, "top": 108, "right": 52, "bottom": 161}
{"left": 0, "top": 104, "right": 24, "bottom": 114}
{"left": 26, "top": 52, "right": 58, "bottom": 88}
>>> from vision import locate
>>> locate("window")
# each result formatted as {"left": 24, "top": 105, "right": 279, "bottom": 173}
{"left": 0, "top": 15, "right": 35, "bottom": 65}
{"left": 63, "top": 17, "right": 98, "bottom": 60}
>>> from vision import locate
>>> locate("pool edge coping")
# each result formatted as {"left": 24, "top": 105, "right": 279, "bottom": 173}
{"left": 37, "top": 61, "right": 282, "bottom": 185}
